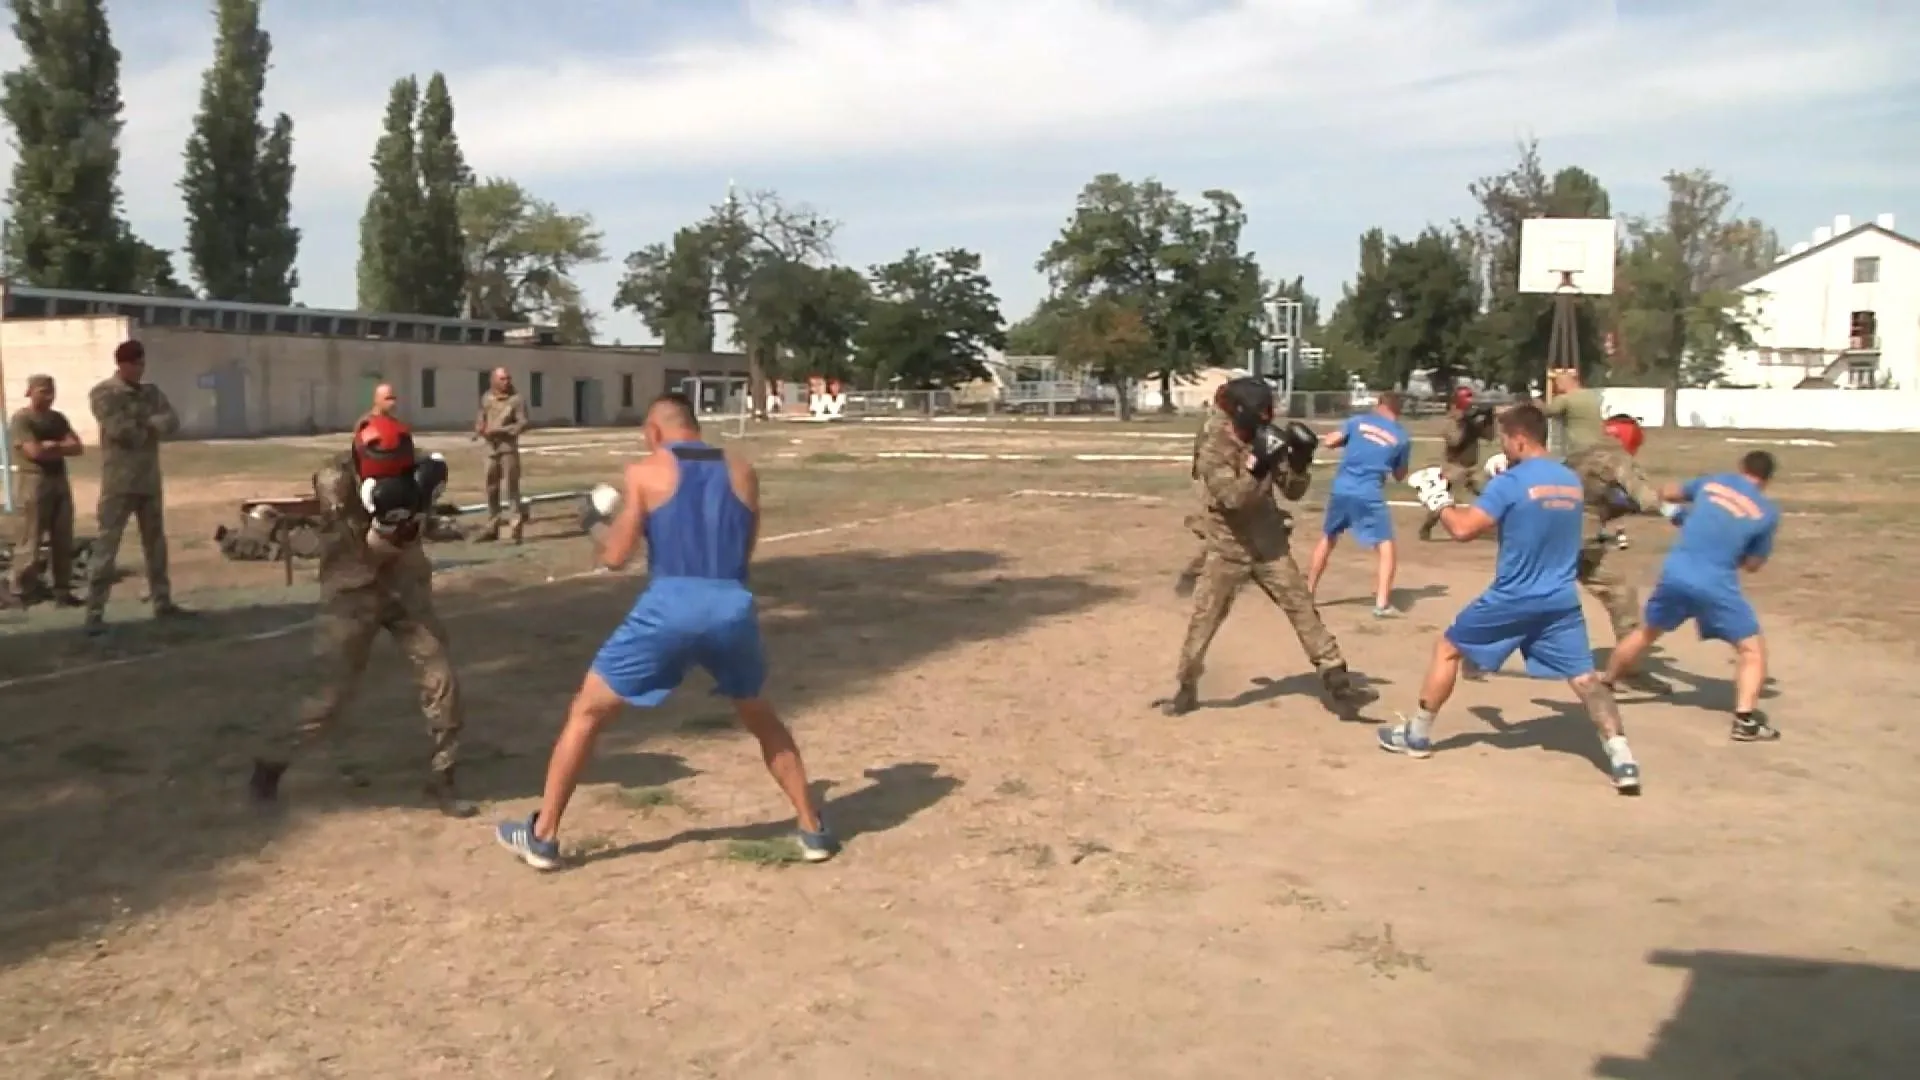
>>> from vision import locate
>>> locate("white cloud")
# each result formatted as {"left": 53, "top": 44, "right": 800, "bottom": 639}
{"left": 0, "top": 0, "right": 1914, "bottom": 334}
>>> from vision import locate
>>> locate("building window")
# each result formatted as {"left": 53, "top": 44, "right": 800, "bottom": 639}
{"left": 248, "top": 312, "right": 269, "bottom": 332}
{"left": 1853, "top": 256, "right": 1879, "bottom": 284}
{"left": 621, "top": 373, "right": 634, "bottom": 408}
{"left": 151, "top": 305, "right": 183, "bottom": 326}
{"left": 476, "top": 370, "right": 490, "bottom": 398}
{"left": 1849, "top": 311, "right": 1878, "bottom": 350}
{"left": 421, "top": 367, "right": 438, "bottom": 409}
{"left": 335, "top": 318, "right": 362, "bottom": 338}
{"left": 274, "top": 314, "right": 299, "bottom": 333}
{"left": 220, "top": 310, "right": 241, "bottom": 331}
{"left": 438, "top": 324, "right": 462, "bottom": 343}
{"left": 529, "top": 372, "right": 544, "bottom": 407}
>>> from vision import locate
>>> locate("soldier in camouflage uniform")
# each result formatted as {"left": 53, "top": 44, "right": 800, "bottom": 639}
{"left": 7, "top": 374, "right": 83, "bottom": 607}
{"left": 84, "top": 340, "right": 189, "bottom": 635}
{"left": 1159, "top": 378, "right": 1373, "bottom": 718}
{"left": 474, "top": 368, "right": 529, "bottom": 542}
{"left": 1565, "top": 440, "right": 1672, "bottom": 694}
{"left": 249, "top": 419, "right": 473, "bottom": 817}
{"left": 1419, "top": 390, "right": 1494, "bottom": 541}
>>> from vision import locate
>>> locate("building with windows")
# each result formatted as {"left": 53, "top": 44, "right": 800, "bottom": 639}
{"left": 0, "top": 284, "right": 748, "bottom": 442}
{"left": 1717, "top": 215, "right": 1918, "bottom": 390}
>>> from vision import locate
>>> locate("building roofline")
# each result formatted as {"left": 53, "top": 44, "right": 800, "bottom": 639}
{"left": 0, "top": 279, "right": 535, "bottom": 330}
{"left": 1743, "top": 222, "right": 1920, "bottom": 288}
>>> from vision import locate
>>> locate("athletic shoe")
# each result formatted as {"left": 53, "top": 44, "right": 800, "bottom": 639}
{"left": 1611, "top": 759, "right": 1642, "bottom": 795}
{"left": 797, "top": 824, "right": 840, "bottom": 863}
{"left": 1731, "top": 714, "right": 1781, "bottom": 742}
{"left": 1377, "top": 722, "right": 1433, "bottom": 759}
{"left": 1371, "top": 606, "right": 1399, "bottom": 619}
{"left": 495, "top": 813, "right": 562, "bottom": 871}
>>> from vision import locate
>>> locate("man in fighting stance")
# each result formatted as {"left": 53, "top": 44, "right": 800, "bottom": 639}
{"left": 250, "top": 414, "right": 474, "bottom": 817}
{"left": 1564, "top": 418, "right": 1675, "bottom": 694}
{"left": 1419, "top": 387, "right": 1495, "bottom": 542}
{"left": 1159, "top": 377, "right": 1374, "bottom": 718}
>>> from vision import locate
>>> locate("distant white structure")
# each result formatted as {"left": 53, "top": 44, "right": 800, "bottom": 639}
{"left": 1719, "top": 214, "right": 1918, "bottom": 390}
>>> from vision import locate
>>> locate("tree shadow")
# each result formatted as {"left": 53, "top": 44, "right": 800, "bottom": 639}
{"left": 579, "top": 762, "right": 959, "bottom": 865}
{"left": 1592, "top": 949, "right": 1920, "bottom": 1078}
{"left": 1318, "top": 582, "right": 1448, "bottom": 612}
{"left": 0, "top": 546, "right": 1118, "bottom": 969}
{"left": 1432, "top": 701, "right": 1612, "bottom": 777}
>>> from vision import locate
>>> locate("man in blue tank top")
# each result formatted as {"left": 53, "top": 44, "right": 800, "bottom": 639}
{"left": 1381, "top": 404, "right": 1641, "bottom": 794}
{"left": 1305, "top": 391, "right": 1412, "bottom": 617}
{"left": 1602, "top": 451, "right": 1782, "bottom": 742}
{"left": 496, "top": 392, "right": 837, "bottom": 870}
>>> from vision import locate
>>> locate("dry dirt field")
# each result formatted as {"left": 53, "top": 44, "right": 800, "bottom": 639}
{"left": 2, "top": 416, "right": 1917, "bottom": 1078}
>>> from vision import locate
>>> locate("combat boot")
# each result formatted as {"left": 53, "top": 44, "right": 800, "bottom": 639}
{"left": 1321, "top": 663, "right": 1378, "bottom": 716}
{"left": 509, "top": 519, "right": 525, "bottom": 545}
{"left": 249, "top": 758, "right": 289, "bottom": 803}
{"left": 427, "top": 767, "right": 477, "bottom": 818}
{"left": 1156, "top": 683, "right": 1201, "bottom": 717}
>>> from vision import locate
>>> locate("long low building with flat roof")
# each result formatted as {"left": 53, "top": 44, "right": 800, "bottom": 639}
{"left": 0, "top": 282, "right": 750, "bottom": 444}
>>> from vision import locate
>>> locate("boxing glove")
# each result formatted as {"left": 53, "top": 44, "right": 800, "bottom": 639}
{"left": 1281, "top": 421, "right": 1318, "bottom": 473}
{"left": 580, "top": 483, "right": 620, "bottom": 538}
{"left": 1483, "top": 452, "right": 1510, "bottom": 476}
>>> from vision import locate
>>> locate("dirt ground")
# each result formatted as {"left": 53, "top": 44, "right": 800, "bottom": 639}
{"left": 2, "top": 417, "right": 1917, "bottom": 1078}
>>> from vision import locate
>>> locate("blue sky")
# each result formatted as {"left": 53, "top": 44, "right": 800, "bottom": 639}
{"left": 5, "top": 0, "right": 1916, "bottom": 344}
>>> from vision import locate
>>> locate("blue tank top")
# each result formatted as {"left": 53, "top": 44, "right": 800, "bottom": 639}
{"left": 643, "top": 442, "right": 754, "bottom": 582}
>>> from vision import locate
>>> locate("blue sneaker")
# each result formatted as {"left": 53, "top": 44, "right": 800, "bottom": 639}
{"left": 1611, "top": 759, "right": 1642, "bottom": 795}
{"left": 1377, "top": 721, "right": 1434, "bottom": 759}
{"left": 495, "top": 813, "right": 562, "bottom": 871}
{"left": 797, "top": 824, "right": 840, "bottom": 863}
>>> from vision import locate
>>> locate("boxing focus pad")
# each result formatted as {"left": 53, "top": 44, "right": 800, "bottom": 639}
{"left": 1483, "top": 452, "right": 1510, "bottom": 476}
{"left": 580, "top": 483, "right": 620, "bottom": 539}
{"left": 1281, "top": 421, "right": 1318, "bottom": 473}
{"left": 412, "top": 454, "right": 448, "bottom": 508}
{"left": 1407, "top": 467, "right": 1454, "bottom": 513}
{"left": 1248, "top": 424, "right": 1288, "bottom": 479}
{"left": 360, "top": 475, "right": 423, "bottom": 533}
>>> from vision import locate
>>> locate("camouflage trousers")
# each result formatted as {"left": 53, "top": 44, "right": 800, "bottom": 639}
{"left": 268, "top": 585, "right": 464, "bottom": 773}
{"left": 483, "top": 451, "right": 525, "bottom": 538}
{"left": 11, "top": 480, "right": 75, "bottom": 595}
{"left": 1577, "top": 540, "right": 1640, "bottom": 641}
{"left": 1422, "top": 463, "right": 1486, "bottom": 536}
{"left": 86, "top": 492, "right": 170, "bottom": 615}
{"left": 1176, "top": 547, "right": 1345, "bottom": 687}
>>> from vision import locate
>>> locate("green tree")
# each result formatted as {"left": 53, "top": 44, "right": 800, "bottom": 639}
{"left": 1614, "top": 170, "right": 1775, "bottom": 412}
{"left": 356, "top": 76, "right": 420, "bottom": 311}
{"left": 613, "top": 188, "right": 837, "bottom": 413}
{"left": 775, "top": 264, "right": 868, "bottom": 382}
{"left": 1037, "top": 175, "right": 1263, "bottom": 412}
{"left": 1344, "top": 227, "right": 1480, "bottom": 390}
{"left": 1005, "top": 294, "right": 1082, "bottom": 356}
{"left": 180, "top": 0, "right": 299, "bottom": 303}
{"left": 2, "top": 0, "right": 180, "bottom": 292}
{"left": 1055, "top": 296, "right": 1156, "bottom": 420}
{"left": 852, "top": 248, "right": 1005, "bottom": 388}
{"left": 458, "top": 176, "right": 605, "bottom": 341}
{"left": 413, "top": 72, "right": 468, "bottom": 316}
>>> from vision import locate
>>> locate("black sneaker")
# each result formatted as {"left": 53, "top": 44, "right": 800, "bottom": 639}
{"left": 1731, "top": 714, "right": 1781, "bottom": 742}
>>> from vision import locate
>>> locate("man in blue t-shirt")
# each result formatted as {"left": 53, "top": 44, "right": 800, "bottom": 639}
{"left": 1603, "top": 451, "right": 1782, "bottom": 742}
{"left": 1306, "top": 391, "right": 1412, "bottom": 618}
{"left": 1382, "top": 403, "right": 1641, "bottom": 794}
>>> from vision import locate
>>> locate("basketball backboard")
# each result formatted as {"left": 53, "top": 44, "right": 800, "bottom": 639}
{"left": 1519, "top": 218, "right": 1617, "bottom": 296}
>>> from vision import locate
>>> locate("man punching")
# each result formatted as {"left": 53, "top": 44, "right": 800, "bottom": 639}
{"left": 1419, "top": 389, "right": 1495, "bottom": 541}
{"left": 1159, "top": 377, "right": 1373, "bottom": 718}
{"left": 1305, "top": 390, "right": 1412, "bottom": 618}
{"left": 250, "top": 414, "right": 473, "bottom": 817}
{"left": 1564, "top": 416, "right": 1674, "bottom": 694}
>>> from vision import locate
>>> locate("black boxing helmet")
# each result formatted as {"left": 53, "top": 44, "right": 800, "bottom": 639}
{"left": 1216, "top": 376, "right": 1275, "bottom": 439}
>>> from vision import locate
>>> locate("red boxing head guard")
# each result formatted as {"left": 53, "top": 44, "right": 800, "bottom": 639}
{"left": 1603, "top": 414, "right": 1645, "bottom": 456}
{"left": 354, "top": 414, "right": 417, "bottom": 479}
{"left": 1451, "top": 386, "right": 1474, "bottom": 412}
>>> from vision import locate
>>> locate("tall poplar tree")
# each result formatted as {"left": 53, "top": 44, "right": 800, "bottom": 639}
{"left": 412, "top": 71, "right": 469, "bottom": 316}
{"left": 356, "top": 76, "right": 420, "bottom": 311}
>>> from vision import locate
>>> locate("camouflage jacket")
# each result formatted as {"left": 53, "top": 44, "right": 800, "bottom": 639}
{"left": 476, "top": 392, "right": 528, "bottom": 456}
{"left": 1565, "top": 444, "right": 1662, "bottom": 534}
{"left": 1185, "top": 411, "right": 1309, "bottom": 561}
{"left": 1441, "top": 413, "right": 1482, "bottom": 467}
{"left": 312, "top": 453, "right": 435, "bottom": 597}
{"left": 89, "top": 376, "right": 179, "bottom": 496}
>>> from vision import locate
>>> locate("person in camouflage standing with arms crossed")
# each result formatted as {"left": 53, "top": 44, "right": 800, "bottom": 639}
{"left": 1418, "top": 387, "right": 1496, "bottom": 542}
{"left": 1158, "top": 377, "right": 1374, "bottom": 718}
{"left": 474, "top": 367, "right": 529, "bottom": 543}
{"left": 250, "top": 414, "right": 474, "bottom": 817}
{"left": 84, "top": 340, "right": 190, "bottom": 635}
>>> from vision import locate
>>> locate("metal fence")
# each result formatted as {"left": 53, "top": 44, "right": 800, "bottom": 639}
{"left": 770, "top": 385, "right": 1497, "bottom": 422}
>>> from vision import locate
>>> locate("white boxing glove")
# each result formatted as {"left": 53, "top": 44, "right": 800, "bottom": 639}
{"left": 1406, "top": 467, "right": 1453, "bottom": 513}
{"left": 581, "top": 483, "right": 621, "bottom": 537}
{"left": 1659, "top": 501, "right": 1683, "bottom": 522}
{"left": 1483, "top": 452, "right": 1509, "bottom": 476}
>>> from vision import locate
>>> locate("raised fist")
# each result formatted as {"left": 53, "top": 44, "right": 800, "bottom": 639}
{"left": 1281, "top": 421, "right": 1318, "bottom": 472}
{"left": 1407, "top": 467, "right": 1453, "bottom": 513}
{"left": 580, "top": 483, "right": 621, "bottom": 536}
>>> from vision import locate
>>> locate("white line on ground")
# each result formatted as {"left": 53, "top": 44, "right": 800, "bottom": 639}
{"left": 0, "top": 496, "right": 985, "bottom": 692}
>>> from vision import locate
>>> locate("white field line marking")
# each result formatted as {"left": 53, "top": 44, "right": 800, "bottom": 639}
{"left": 0, "top": 496, "right": 984, "bottom": 692}
{"left": 1009, "top": 489, "right": 1164, "bottom": 502}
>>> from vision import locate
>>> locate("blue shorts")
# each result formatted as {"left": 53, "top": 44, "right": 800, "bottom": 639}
{"left": 1644, "top": 577, "right": 1760, "bottom": 644}
{"left": 591, "top": 578, "right": 767, "bottom": 707}
{"left": 1323, "top": 493, "right": 1393, "bottom": 547}
{"left": 1445, "top": 597, "right": 1593, "bottom": 680}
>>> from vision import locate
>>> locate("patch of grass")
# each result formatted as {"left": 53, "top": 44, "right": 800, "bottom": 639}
{"left": 614, "top": 785, "right": 680, "bottom": 812}
{"left": 58, "top": 741, "right": 141, "bottom": 775}
{"left": 804, "top": 451, "right": 859, "bottom": 464}
{"left": 722, "top": 838, "right": 805, "bottom": 865}
{"left": 1333, "top": 922, "right": 1430, "bottom": 978}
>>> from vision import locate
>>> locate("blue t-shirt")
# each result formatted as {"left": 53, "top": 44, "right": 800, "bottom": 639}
{"left": 1663, "top": 472, "right": 1778, "bottom": 592}
{"left": 1330, "top": 413, "right": 1412, "bottom": 500}
{"left": 1473, "top": 455, "right": 1586, "bottom": 611}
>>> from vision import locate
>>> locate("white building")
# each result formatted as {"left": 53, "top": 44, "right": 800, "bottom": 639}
{"left": 1719, "top": 214, "right": 1919, "bottom": 390}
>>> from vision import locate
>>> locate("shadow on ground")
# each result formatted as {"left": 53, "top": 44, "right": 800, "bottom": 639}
{"left": 1592, "top": 949, "right": 1920, "bottom": 1078}
{"left": 0, "top": 546, "right": 1117, "bottom": 970}
{"left": 1435, "top": 702, "right": 1615, "bottom": 777}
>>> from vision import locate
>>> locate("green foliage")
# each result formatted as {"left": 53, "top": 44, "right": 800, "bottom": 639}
{"left": 1005, "top": 294, "right": 1081, "bottom": 357}
{"left": 1, "top": 0, "right": 180, "bottom": 292}
{"left": 1036, "top": 174, "right": 1263, "bottom": 409}
{"left": 853, "top": 248, "right": 1004, "bottom": 388}
{"left": 774, "top": 264, "right": 868, "bottom": 381}
{"left": 1055, "top": 295, "right": 1157, "bottom": 420}
{"left": 458, "top": 177, "right": 604, "bottom": 340}
{"left": 356, "top": 76, "right": 420, "bottom": 311}
{"left": 1341, "top": 227, "right": 1479, "bottom": 389}
{"left": 179, "top": 0, "right": 299, "bottom": 303}
{"left": 413, "top": 72, "right": 469, "bottom": 316}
